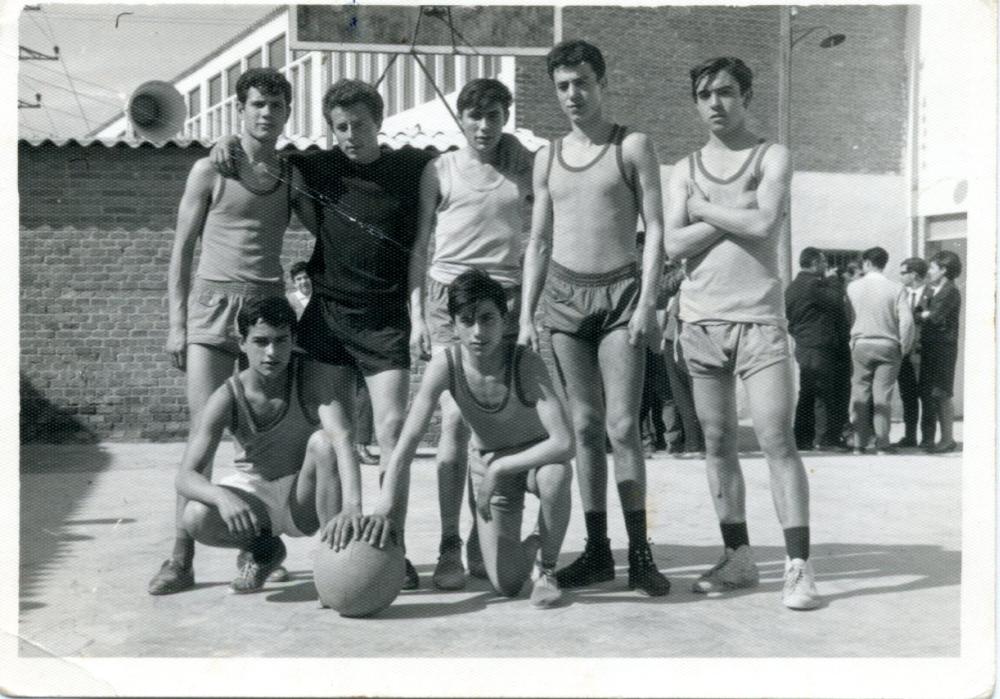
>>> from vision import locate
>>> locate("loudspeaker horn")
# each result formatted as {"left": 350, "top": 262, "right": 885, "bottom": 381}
{"left": 126, "top": 80, "right": 186, "bottom": 142}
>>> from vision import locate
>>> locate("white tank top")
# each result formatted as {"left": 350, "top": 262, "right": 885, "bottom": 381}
{"left": 428, "top": 150, "right": 526, "bottom": 288}
{"left": 678, "top": 142, "right": 786, "bottom": 327}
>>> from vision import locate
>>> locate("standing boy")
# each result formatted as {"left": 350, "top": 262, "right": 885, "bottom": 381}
{"left": 410, "top": 78, "right": 534, "bottom": 589}
{"left": 519, "top": 40, "right": 670, "bottom": 596}
{"left": 355, "top": 270, "right": 574, "bottom": 608}
{"left": 151, "top": 68, "right": 302, "bottom": 594}
{"left": 663, "top": 57, "right": 820, "bottom": 609}
{"left": 175, "top": 297, "right": 345, "bottom": 594}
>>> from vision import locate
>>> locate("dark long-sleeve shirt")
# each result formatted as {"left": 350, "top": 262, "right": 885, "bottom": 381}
{"left": 785, "top": 270, "right": 849, "bottom": 350}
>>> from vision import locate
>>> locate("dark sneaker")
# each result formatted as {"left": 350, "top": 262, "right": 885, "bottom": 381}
{"left": 236, "top": 549, "right": 289, "bottom": 582}
{"left": 432, "top": 536, "right": 466, "bottom": 590}
{"left": 893, "top": 437, "right": 918, "bottom": 448}
{"left": 691, "top": 545, "right": 759, "bottom": 593}
{"left": 466, "top": 532, "right": 488, "bottom": 579}
{"left": 148, "top": 559, "right": 194, "bottom": 595}
{"left": 555, "top": 538, "right": 615, "bottom": 589}
{"left": 230, "top": 537, "right": 287, "bottom": 594}
{"left": 627, "top": 540, "right": 671, "bottom": 597}
{"left": 402, "top": 557, "right": 420, "bottom": 590}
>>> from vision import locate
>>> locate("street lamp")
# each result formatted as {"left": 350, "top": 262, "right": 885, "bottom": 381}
{"left": 776, "top": 8, "right": 847, "bottom": 283}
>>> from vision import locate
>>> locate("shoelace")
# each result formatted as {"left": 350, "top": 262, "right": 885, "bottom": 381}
{"left": 784, "top": 564, "right": 804, "bottom": 593}
{"left": 630, "top": 542, "right": 656, "bottom": 568}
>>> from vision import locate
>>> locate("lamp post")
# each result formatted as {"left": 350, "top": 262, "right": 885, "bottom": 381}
{"left": 776, "top": 7, "right": 846, "bottom": 284}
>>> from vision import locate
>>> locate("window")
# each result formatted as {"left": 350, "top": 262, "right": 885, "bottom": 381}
{"left": 819, "top": 248, "right": 863, "bottom": 275}
{"left": 208, "top": 74, "right": 222, "bottom": 106}
{"left": 443, "top": 55, "right": 455, "bottom": 94}
{"left": 301, "top": 57, "right": 312, "bottom": 135}
{"left": 422, "top": 54, "right": 438, "bottom": 102}
{"left": 187, "top": 86, "right": 201, "bottom": 118}
{"left": 268, "top": 34, "right": 286, "bottom": 69}
{"left": 402, "top": 55, "right": 415, "bottom": 110}
{"left": 226, "top": 62, "right": 241, "bottom": 97}
{"left": 246, "top": 49, "right": 262, "bottom": 69}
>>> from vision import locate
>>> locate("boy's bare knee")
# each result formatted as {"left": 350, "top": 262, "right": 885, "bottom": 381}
{"left": 573, "top": 412, "right": 605, "bottom": 447}
{"left": 605, "top": 414, "right": 638, "bottom": 445}
{"left": 181, "top": 501, "right": 212, "bottom": 538}
{"left": 307, "top": 429, "right": 334, "bottom": 459}
{"left": 536, "top": 462, "right": 572, "bottom": 493}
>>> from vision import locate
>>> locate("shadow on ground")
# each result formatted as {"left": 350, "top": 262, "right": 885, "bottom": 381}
{"left": 20, "top": 443, "right": 113, "bottom": 613}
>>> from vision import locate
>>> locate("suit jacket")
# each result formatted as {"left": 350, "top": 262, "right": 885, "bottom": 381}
{"left": 920, "top": 280, "right": 961, "bottom": 346}
{"left": 785, "top": 271, "right": 848, "bottom": 350}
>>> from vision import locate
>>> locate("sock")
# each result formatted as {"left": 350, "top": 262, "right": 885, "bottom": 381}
{"left": 171, "top": 536, "right": 195, "bottom": 566}
{"left": 783, "top": 526, "right": 810, "bottom": 561}
{"left": 623, "top": 509, "right": 648, "bottom": 548}
{"left": 440, "top": 533, "right": 462, "bottom": 553}
{"left": 584, "top": 511, "right": 608, "bottom": 546}
{"left": 720, "top": 521, "right": 750, "bottom": 551}
{"left": 249, "top": 529, "right": 277, "bottom": 563}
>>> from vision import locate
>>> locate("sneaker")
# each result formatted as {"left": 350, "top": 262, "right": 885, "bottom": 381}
{"left": 627, "top": 540, "right": 671, "bottom": 596}
{"left": 691, "top": 545, "right": 759, "bottom": 594}
{"left": 555, "top": 538, "right": 615, "bottom": 589}
{"left": 466, "top": 532, "right": 488, "bottom": 579}
{"left": 530, "top": 566, "right": 562, "bottom": 608}
{"left": 236, "top": 549, "right": 289, "bottom": 582}
{"left": 402, "top": 557, "right": 420, "bottom": 590}
{"left": 782, "top": 557, "right": 822, "bottom": 610}
{"left": 230, "top": 537, "right": 287, "bottom": 594}
{"left": 148, "top": 559, "right": 194, "bottom": 595}
{"left": 432, "top": 536, "right": 466, "bottom": 591}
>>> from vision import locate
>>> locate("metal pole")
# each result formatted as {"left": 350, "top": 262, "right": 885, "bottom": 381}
{"left": 777, "top": 6, "right": 793, "bottom": 285}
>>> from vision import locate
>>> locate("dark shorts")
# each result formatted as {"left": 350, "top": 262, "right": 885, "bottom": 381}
{"left": 426, "top": 277, "right": 522, "bottom": 345}
{"left": 187, "top": 278, "right": 285, "bottom": 356}
{"left": 920, "top": 341, "right": 958, "bottom": 398}
{"left": 679, "top": 321, "right": 791, "bottom": 380}
{"left": 296, "top": 294, "right": 410, "bottom": 376}
{"left": 543, "top": 261, "right": 639, "bottom": 341}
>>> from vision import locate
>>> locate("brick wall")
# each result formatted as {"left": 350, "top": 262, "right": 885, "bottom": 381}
{"left": 19, "top": 141, "right": 441, "bottom": 443}
{"left": 517, "top": 5, "right": 909, "bottom": 173}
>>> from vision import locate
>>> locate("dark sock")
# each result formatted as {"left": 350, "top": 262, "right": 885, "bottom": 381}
{"left": 249, "top": 529, "right": 277, "bottom": 563}
{"left": 440, "top": 533, "right": 462, "bottom": 553}
{"left": 171, "top": 536, "right": 195, "bottom": 567}
{"left": 584, "top": 511, "right": 608, "bottom": 546}
{"left": 720, "top": 522, "right": 750, "bottom": 551}
{"left": 783, "top": 526, "right": 810, "bottom": 561}
{"left": 623, "top": 510, "right": 648, "bottom": 548}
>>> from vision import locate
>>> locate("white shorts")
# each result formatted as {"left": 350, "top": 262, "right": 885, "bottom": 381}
{"left": 218, "top": 470, "right": 306, "bottom": 537}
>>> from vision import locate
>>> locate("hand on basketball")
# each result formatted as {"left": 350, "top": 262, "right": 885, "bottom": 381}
{"left": 409, "top": 319, "right": 432, "bottom": 361}
{"left": 517, "top": 322, "right": 539, "bottom": 352}
{"left": 359, "top": 514, "right": 395, "bottom": 549}
{"left": 320, "top": 511, "right": 365, "bottom": 551}
{"left": 166, "top": 326, "right": 186, "bottom": 371}
{"left": 215, "top": 489, "right": 260, "bottom": 536}
{"left": 209, "top": 135, "right": 242, "bottom": 178}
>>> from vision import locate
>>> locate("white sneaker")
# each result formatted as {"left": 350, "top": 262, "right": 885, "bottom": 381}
{"left": 691, "top": 545, "right": 760, "bottom": 593}
{"left": 783, "top": 557, "right": 822, "bottom": 610}
{"left": 530, "top": 566, "right": 562, "bottom": 609}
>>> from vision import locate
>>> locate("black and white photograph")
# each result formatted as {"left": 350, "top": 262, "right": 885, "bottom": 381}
{"left": 6, "top": 1, "right": 996, "bottom": 696}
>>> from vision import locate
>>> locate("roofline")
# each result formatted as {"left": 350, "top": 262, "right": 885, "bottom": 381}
{"left": 86, "top": 5, "right": 287, "bottom": 138}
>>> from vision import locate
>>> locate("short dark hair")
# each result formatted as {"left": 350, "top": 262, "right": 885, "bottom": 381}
{"left": 447, "top": 269, "right": 508, "bottom": 320}
{"left": 861, "top": 246, "right": 889, "bottom": 270}
{"left": 456, "top": 78, "right": 513, "bottom": 117}
{"left": 322, "top": 79, "right": 384, "bottom": 126}
{"left": 930, "top": 250, "right": 962, "bottom": 279}
{"left": 900, "top": 257, "right": 928, "bottom": 278}
{"left": 235, "top": 68, "right": 292, "bottom": 106}
{"left": 546, "top": 39, "right": 606, "bottom": 81}
{"left": 236, "top": 296, "right": 297, "bottom": 339}
{"left": 799, "top": 247, "right": 824, "bottom": 269}
{"left": 689, "top": 57, "right": 753, "bottom": 101}
{"left": 289, "top": 261, "right": 309, "bottom": 279}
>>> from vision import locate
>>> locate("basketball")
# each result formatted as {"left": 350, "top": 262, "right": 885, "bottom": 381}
{"left": 313, "top": 539, "right": 406, "bottom": 618}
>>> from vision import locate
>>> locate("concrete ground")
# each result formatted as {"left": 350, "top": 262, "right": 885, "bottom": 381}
{"left": 19, "top": 422, "right": 962, "bottom": 658}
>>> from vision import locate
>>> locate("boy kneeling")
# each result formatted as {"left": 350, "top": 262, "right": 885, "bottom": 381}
{"left": 176, "top": 297, "right": 347, "bottom": 594}
{"left": 355, "top": 270, "right": 574, "bottom": 607}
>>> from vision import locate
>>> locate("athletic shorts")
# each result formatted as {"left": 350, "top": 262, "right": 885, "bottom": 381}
{"left": 217, "top": 470, "right": 306, "bottom": 537}
{"left": 426, "top": 277, "right": 522, "bottom": 345}
{"left": 187, "top": 278, "right": 285, "bottom": 356}
{"left": 468, "top": 449, "right": 539, "bottom": 512}
{"left": 543, "top": 261, "right": 639, "bottom": 341}
{"left": 678, "top": 321, "right": 791, "bottom": 380}
{"left": 296, "top": 294, "right": 410, "bottom": 376}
